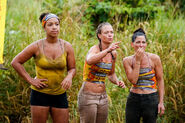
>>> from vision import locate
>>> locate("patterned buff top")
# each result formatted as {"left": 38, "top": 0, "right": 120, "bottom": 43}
{"left": 83, "top": 61, "right": 112, "bottom": 84}
{"left": 132, "top": 64, "right": 157, "bottom": 91}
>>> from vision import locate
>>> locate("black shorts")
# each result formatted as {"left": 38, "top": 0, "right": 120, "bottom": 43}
{"left": 30, "top": 89, "right": 68, "bottom": 108}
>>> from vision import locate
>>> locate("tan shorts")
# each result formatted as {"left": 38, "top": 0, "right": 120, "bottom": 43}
{"left": 78, "top": 83, "right": 108, "bottom": 123}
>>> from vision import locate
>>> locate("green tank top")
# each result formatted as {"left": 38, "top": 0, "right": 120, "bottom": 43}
{"left": 31, "top": 40, "right": 67, "bottom": 95}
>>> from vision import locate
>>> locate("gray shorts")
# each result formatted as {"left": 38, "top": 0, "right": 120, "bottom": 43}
{"left": 78, "top": 83, "right": 108, "bottom": 123}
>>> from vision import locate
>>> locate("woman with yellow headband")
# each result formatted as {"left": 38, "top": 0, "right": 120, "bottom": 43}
{"left": 11, "top": 13, "right": 76, "bottom": 123}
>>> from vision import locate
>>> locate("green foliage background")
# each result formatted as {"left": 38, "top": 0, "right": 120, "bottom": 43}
{"left": 0, "top": 0, "right": 184, "bottom": 122}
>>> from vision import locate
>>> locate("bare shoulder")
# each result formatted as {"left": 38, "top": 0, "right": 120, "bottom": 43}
{"left": 147, "top": 53, "right": 162, "bottom": 68}
{"left": 62, "top": 40, "right": 74, "bottom": 53}
{"left": 24, "top": 39, "right": 42, "bottom": 51}
{"left": 123, "top": 55, "right": 134, "bottom": 67}
{"left": 63, "top": 40, "right": 72, "bottom": 48}
{"left": 88, "top": 45, "right": 99, "bottom": 53}
{"left": 123, "top": 55, "right": 133, "bottom": 62}
{"left": 15, "top": 39, "right": 42, "bottom": 58}
{"left": 122, "top": 56, "right": 133, "bottom": 72}
{"left": 147, "top": 52, "right": 161, "bottom": 61}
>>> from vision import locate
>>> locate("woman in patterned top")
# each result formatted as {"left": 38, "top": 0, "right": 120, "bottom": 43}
{"left": 123, "top": 28, "right": 165, "bottom": 123}
{"left": 78, "top": 22, "right": 126, "bottom": 123}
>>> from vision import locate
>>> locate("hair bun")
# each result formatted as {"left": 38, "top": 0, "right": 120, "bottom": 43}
{"left": 134, "top": 28, "right": 145, "bottom": 34}
{"left": 39, "top": 12, "right": 49, "bottom": 22}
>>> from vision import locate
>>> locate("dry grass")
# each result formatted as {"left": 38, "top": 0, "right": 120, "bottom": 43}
{"left": 0, "top": 0, "right": 184, "bottom": 122}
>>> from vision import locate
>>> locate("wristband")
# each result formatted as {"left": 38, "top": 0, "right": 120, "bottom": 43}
{"left": 107, "top": 50, "right": 112, "bottom": 53}
{"left": 136, "top": 62, "right": 140, "bottom": 65}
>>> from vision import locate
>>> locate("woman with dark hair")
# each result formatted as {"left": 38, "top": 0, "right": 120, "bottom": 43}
{"left": 123, "top": 28, "right": 165, "bottom": 123}
{"left": 78, "top": 22, "right": 126, "bottom": 123}
{"left": 11, "top": 13, "right": 76, "bottom": 123}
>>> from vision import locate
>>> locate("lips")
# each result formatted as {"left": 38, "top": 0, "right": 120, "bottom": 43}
{"left": 51, "top": 31, "right": 58, "bottom": 33}
{"left": 108, "top": 38, "right": 113, "bottom": 41}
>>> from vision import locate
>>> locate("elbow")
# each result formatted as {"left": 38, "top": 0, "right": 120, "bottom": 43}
{"left": 73, "top": 68, "right": 76, "bottom": 76}
{"left": 107, "top": 75, "right": 112, "bottom": 81}
{"left": 11, "top": 59, "right": 20, "bottom": 69}
{"left": 127, "top": 75, "right": 138, "bottom": 84}
{"left": 131, "top": 81, "right": 137, "bottom": 85}
{"left": 86, "top": 59, "right": 93, "bottom": 65}
{"left": 129, "top": 78, "right": 138, "bottom": 84}
{"left": 86, "top": 55, "right": 98, "bottom": 65}
{"left": 11, "top": 60, "right": 16, "bottom": 68}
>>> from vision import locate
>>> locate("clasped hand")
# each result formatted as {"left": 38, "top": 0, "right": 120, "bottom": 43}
{"left": 135, "top": 47, "right": 145, "bottom": 62}
{"left": 107, "top": 42, "right": 120, "bottom": 52}
{"left": 117, "top": 81, "right": 126, "bottom": 88}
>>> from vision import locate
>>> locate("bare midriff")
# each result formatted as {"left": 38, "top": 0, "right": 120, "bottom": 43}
{"left": 130, "top": 88, "right": 157, "bottom": 94}
{"left": 83, "top": 81, "right": 106, "bottom": 93}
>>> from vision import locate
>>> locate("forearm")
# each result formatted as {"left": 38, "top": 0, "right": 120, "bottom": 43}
{"left": 12, "top": 62, "right": 33, "bottom": 84}
{"left": 108, "top": 73, "right": 118, "bottom": 85}
{"left": 158, "top": 80, "right": 165, "bottom": 103}
{"left": 87, "top": 49, "right": 109, "bottom": 64}
{"left": 128, "top": 63, "right": 140, "bottom": 84}
{"left": 67, "top": 68, "right": 76, "bottom": 79}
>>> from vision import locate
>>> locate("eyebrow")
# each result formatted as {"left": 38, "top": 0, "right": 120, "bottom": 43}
{"left": 135, "top": 40, "right": 146, "bottom": 42}
{"left": 104, "top": 30, "right": 113, "bottom": 32}
{"left": 47, "top": 21, "right": 59, "bottom": 24}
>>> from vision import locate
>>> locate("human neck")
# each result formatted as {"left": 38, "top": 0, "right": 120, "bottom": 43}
{"left": 45, "top": 36, "right": 58, "bottom": 43}
{"left": 136, "top": 52, "right": 148, "bottom": 62}
{"left": 100, "top": 42, "right": 110, "bottom": 50}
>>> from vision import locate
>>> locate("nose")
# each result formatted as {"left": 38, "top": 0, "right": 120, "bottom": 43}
{"left": 139, "top": 43, "right": 144, "bottom": 47}
{"left": 108, "top": 33, "right": 113, "bottom": 37}
{"left": 52, "top": 24, "right": 57, "bottom": 29}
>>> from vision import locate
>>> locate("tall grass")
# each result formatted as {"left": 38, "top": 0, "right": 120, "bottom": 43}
{"left": 0, "top": 0, "right": 184, "bottom": 122}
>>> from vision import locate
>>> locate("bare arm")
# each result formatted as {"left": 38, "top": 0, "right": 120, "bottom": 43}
{"left": 108, "top": 52, "right": 125, "bottom": 88}
{"left": 86, "top": 42, "right": 120, "bottom": 65}
{"left": 123, "top": 57, "right": 140, "bottom": 84}
{"left": 11, "top": 44, "right": 35, "bottom": 83}
{"left": 11, "top": 42, "right": 47, "bottom": 88}
{"left": 154, "top": 55, "right": 165, "bottom": 116}
{"left": 61, "top": 42, "right": 76, "bottom": 90}
{"left": 123, "top": 48, "right": 145, "bottom": 84}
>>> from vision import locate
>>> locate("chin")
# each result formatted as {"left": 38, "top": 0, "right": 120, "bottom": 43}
{"left": 107, "top": 40, "right": 113, "bottom": 43}
{"left": 50, "top": 35, "right": 58, "bottom": 38}
{"left": 105, "top": 42, "right": 112, "bottom": 45}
